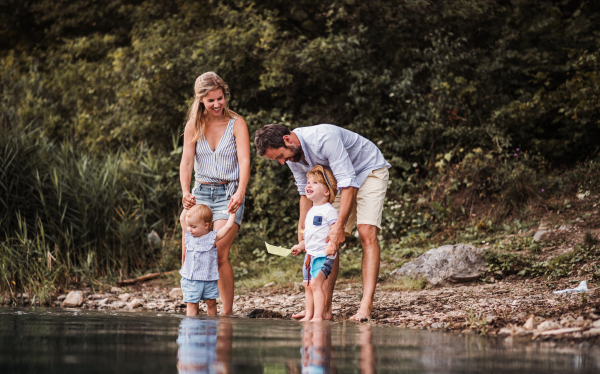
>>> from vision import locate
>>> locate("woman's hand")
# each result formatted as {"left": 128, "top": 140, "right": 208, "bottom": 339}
{"left": 182, "top": 192, "right": 196, "bottom": 210}
{"left": 291, "top": 241, "right": 305, "bottom": 256}
{"left": 227, "top": 190, "right": 244, "bottom": 213}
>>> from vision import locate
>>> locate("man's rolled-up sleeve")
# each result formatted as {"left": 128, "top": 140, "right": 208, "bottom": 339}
{"left": 289, "top": 162, "right": 308, "bottom": 195}
{"left": 320, "top": 134, "right": 360, "bottom": 190}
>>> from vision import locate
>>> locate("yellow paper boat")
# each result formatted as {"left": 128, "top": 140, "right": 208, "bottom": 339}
{"left": 265, "top": 242, "right": 292, "bottom": 257}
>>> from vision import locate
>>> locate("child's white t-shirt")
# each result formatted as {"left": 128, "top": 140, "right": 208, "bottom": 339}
{"left": 304, "top": 203, "right": 338, "bottom": 258}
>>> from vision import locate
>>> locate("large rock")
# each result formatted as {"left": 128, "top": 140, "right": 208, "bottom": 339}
{"left": 390, "top": 244, "right": 486, "bottom": 285}
{"left": 61, "top": 291, "right": 84, "bottom": 307}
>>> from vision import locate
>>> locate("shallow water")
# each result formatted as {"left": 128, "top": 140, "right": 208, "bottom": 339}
{"left": 0, "top": 308, "right": 598, "bottom": 373}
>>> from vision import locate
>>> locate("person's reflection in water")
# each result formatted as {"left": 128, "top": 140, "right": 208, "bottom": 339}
{"left": 301, "top": 323, "right": 333, "bottom": 374}
{"left": 177, "top": 318, "right": 233, "bottom": 374}
{"left": 358, "top": 324, "right": 375, "bottom": 374}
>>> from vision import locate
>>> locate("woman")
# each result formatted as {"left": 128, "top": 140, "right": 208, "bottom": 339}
{"left": 179, "top": 72, "right": 250, "bottom": 315}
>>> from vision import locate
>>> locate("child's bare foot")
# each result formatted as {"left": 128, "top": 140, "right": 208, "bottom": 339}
{"left": 299, "top": 315, "right": 312, "bottom": 322}
{"left": 310, "top": 317, "right": 323, "bottom": 322}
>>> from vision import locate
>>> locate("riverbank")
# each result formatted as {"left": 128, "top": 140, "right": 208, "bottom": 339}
{"left": 29, "top": 273, "right": 598, "bottom": 344}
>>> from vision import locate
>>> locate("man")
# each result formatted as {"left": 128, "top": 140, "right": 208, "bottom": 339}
{"left": 254, "top": 124, "right": 390, "bottom": 321}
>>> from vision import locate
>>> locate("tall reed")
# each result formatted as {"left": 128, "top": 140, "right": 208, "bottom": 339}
{"left": 0, "top": 125, "right": 181, "bottom": 302}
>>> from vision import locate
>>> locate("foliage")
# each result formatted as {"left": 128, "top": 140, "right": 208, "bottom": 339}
{"left": 3, "top": 0, "right": 600, "bottom": 296}
{"left": 0, "top": 125, "right": 180, "bottom": 299}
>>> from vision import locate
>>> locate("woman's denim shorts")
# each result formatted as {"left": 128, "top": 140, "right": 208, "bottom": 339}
{"left": 192, "top": 182, "right": 244, "bottom": 226}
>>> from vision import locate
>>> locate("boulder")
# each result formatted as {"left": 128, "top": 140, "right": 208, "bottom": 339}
{"left": 118, "top": 293, "right": 131, "bottom": 301}
{"left": 61, "top": 291, "right": 84, "bottom": 307}
{"left": 390, "top": 244, "right": 486, "bottom": 285}
{"left": 169, "top": 288, "right": 183, "bottom": 299}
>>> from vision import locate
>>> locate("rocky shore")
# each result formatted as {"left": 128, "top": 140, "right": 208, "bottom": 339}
{"left": 24, "top": 274, "right": 598, "bottom": 343}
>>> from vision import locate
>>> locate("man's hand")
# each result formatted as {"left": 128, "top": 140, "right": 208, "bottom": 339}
{"left": 325, "top": 222, "right": 345, "bottom": 254}
{"left": 182, "top": 192, "right": 196, "bottom": 210}
{"left": 291, "top": 241, "right": 305, "bottom": 256}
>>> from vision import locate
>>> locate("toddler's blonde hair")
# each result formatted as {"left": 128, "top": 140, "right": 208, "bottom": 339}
{"left": 186, "top": 204, "right": 213, "bottom": 224}
{"left": 306, "top": 166, "right": 338, "bottom": 203}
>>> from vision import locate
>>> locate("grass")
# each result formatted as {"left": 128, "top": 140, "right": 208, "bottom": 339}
{"left": 0, "top": 125, "right": 181, "bottom": 303}
{"left": 379, "top": 276, "right": 429, "bottom": 291}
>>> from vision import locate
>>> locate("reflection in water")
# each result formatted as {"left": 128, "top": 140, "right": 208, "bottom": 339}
{"left": 301, "top": 323, "right": 332, "bottom": 373}
{"left": 177, "top": 318, "right": 232, "bottom": 374}
{"left": 299, "top": 322, "right": 375, "bottom": 373}
{"left": 2, "top": 309, "right": 599, "bottom": 373}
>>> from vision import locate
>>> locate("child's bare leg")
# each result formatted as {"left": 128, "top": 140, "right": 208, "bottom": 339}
{"left": 300, "top": 281, "right": 314, "bottom": 322}
{"left": 186, "top": 302, "right": 199, "bottom": 317}
{"left": 310, "top": 273, "right": 326, "bottom": 322}
{"left": 206, "top": 299, "right": 217, "bottom": 317}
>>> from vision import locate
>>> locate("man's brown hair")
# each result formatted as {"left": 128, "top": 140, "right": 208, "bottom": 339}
{"left": 254, "top": 124, "right": 290, "bottom": 156}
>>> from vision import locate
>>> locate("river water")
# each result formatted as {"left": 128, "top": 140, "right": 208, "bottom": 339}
{"left": 0, "top": 308, "right": 598, "bottom": 373}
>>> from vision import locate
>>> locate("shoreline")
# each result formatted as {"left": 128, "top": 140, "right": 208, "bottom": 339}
{"left": 15, "top": 275, "right": 598, "bottom": 343}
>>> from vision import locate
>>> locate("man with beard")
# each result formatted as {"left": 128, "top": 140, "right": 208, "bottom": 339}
{"left": 254, "top": 124, "right": 391, "bottom": 321}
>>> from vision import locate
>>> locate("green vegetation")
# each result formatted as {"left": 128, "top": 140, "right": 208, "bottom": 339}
{"left": 484, "top": 232, "right": 600, "bottom": 282}
{"left": 2, "top": 0, "right": 600, "bottom": 301}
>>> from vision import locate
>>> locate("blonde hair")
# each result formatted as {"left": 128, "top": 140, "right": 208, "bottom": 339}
{"left": 186, "top": 204, "right": 213, "bottom": 224}
{"left": 185, "top": 72, "right": 238, "bottom": 142}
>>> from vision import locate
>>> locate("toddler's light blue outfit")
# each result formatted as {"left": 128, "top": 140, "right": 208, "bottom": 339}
{"left": 180, "top": 230, "right": 219, "bottom": 303}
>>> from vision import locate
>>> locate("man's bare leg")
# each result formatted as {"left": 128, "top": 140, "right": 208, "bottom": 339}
{"left": 349, "top": 224, "right": 379, "bottom": 321}
{"left": 292, "top": 256, "right": 339, "bottom": 320}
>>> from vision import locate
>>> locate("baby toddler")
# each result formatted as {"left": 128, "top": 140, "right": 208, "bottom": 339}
{"left": 180, "top": 204, "right": 235, "bottom": 316}
{"left": 292, "top": 165, "right": 338, "bottom": 322}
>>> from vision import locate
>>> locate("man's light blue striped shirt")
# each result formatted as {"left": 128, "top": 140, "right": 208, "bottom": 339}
{"left": 287, "top": 125, "right": 391, "bottom": 195}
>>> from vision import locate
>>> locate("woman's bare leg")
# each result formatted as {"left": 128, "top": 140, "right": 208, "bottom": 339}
{"left": 213, "top": 219, "right": 239, "bottom": 315}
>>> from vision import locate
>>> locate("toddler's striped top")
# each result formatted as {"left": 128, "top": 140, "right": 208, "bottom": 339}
{"left": 179, "top": 230, "right": 219, "bottom": 281}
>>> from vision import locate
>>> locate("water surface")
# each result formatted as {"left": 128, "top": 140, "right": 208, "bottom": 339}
{"left": 1, "top": 308, "right": 598, "bottom": 373}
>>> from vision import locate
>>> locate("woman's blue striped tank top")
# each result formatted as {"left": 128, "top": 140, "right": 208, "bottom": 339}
{"left": 194, "top": 117, "right": 239, "bottom": 198}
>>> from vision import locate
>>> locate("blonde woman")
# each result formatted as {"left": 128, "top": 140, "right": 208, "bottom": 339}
{"left": 179, "top": 72, "right": 250, "bottom": 315}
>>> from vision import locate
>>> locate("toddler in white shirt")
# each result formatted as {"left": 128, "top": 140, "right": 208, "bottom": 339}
{"left": 292, "top": 165, "right": 338, "bottom": 322}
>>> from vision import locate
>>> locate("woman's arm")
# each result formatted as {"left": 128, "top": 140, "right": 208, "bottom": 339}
{"left": 180, "top": 121, "right": 197, "bottom": 210}
{"left": 228, "top": 116, "right": 251, "bottom": 212}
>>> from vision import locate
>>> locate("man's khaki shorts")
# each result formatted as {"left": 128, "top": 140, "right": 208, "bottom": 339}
{"left": 332, "top": 167, "right": 389, "bottom": 235}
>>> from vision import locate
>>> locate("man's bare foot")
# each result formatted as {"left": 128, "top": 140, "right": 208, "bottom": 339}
{"left": 292, "top": 310, "right": 333, "bottom": 320}
{"left": 349, "top": 308, "right": 371, "bottom": 322}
